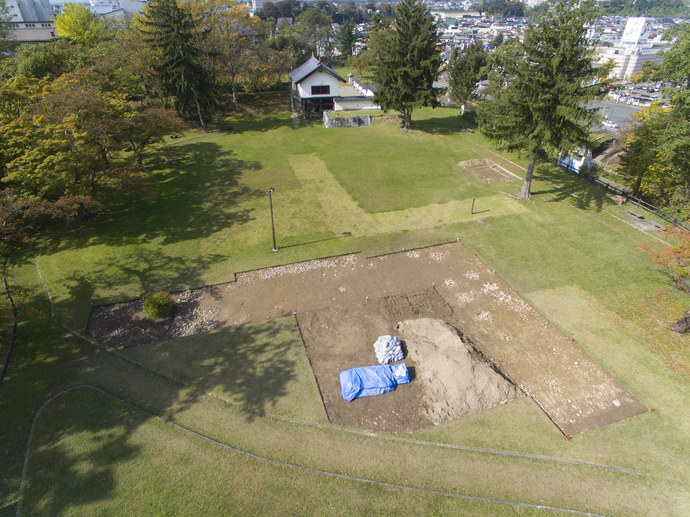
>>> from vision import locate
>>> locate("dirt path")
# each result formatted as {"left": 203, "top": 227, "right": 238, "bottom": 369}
{"left": 88, "top": 242, "right": 647, "bottom": 436}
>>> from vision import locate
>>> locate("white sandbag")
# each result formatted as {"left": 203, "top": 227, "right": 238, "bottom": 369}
{"left": 373, "top": 335, "right": 403, "bottom": 364}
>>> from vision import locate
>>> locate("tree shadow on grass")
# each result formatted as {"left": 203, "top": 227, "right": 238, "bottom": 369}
{"left": 216, "top": 91, "right": 306, "bottom": 134}
{"left": 51, "top": 246, "right": 227, "bottom": 327}
{"left": 0, "top": 303, "right": 208, "bottom": 517}
{"left": 216, "top": 117, "right": 299, "bottom": 134}
{"left": 413, "top": 115, "right": 476, "bottom": 136}
{"left": 124, "top": 316, "right": 306, "bottom": 423}
{"left": 224, "top": 117, "right": 322, "bottom": 135}
{"left": 20, "top": 389, "right": 143, "bottom": 516}
{"left": 239, "top": 90, "right": 291, "bottom": 115}
{"left": 532, "top": 163, "right": 612, "bottom": 212}
{"left": 42, "top": 142, "right": 262, "bottom": 254}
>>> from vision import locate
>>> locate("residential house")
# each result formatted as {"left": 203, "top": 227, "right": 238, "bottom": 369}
{"left": 290, "top": 56, "right": 346, "bottom": 118}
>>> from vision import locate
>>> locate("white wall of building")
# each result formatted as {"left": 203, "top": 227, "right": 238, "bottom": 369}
{"left": 597, "top": 46, "right": 665, "bottom": 81}
{"left": 334, "top": 98, "right": 379, "bottom": 111}
{"left": 6, "top": 0, "right": 54, "bottom": 22}
{"left": 296, "top": 70, "right": 342, "bottom": 99}
{"left": 6, "top": 0, "right": 57, "bottom": 43}
{"left": 11, "top": 23, "right": 56, "bottom": 42}
{"left": 89, "top": 0, "right": 148, "bottom": 17}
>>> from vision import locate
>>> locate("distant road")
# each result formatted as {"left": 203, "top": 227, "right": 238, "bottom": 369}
{"left": 590, "top": 100, "right": 645, "bottom": 134}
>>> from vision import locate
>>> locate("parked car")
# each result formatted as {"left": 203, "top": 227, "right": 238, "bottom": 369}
{"left": 602, "top": 120, "right": 618, "bottom": 129}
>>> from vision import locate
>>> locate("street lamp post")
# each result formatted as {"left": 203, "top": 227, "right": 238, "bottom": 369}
{"left": 267, "top": 186, "right": 277, "bottom": 252}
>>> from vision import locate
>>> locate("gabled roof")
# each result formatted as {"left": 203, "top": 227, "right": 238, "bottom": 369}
{"left": 290, "top": 56, "right": 346, "bottom": 85}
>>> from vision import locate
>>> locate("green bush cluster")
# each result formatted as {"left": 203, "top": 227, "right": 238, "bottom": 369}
{"left": 143, "top": 291, "right": 174, "bottom": 319}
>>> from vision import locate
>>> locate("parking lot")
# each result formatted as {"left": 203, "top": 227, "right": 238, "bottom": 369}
{"left": 591, "top": 99, "right": 646, "bottom": 132}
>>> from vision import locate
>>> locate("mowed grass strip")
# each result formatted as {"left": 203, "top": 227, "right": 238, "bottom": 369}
{"left": 20, "top": 389, "right": 564, "bottom": 516}
{"left": 21, "top": 388, "right": 565, "bottom": 517}
{"left": 288, "top": 153, "right": 529, "bottom": 236}
{"left": 122, "top": 316, "right": 328, "bottom": 424}
{"left": 21, "top": 384, "right": 689, "bottom": 517}
{"left": 34, "top": 106, "right": 527, "bottom": 330}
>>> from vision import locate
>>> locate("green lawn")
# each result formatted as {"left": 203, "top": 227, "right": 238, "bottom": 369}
{"left": 2, "top": 98, "right": 690, "bottom": 516}
{"left": 19, "top": 389, "right": 561, "bottom": 517}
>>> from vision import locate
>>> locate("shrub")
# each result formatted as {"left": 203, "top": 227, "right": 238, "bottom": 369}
{"left": 143, "top": 291, "right": 174, "bottom": 319}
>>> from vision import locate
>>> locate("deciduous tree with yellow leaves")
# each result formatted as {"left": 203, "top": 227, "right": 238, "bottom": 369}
{"left": 55, "top": 2, "right": 107, "bottom": 47}
{"left": 188, "top": 0, "right": 262, "bottom": 110}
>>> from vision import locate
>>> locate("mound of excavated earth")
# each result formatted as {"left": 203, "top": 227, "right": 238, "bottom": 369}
{"left": 398, "top": 318, "right": 523, "bottom": 424}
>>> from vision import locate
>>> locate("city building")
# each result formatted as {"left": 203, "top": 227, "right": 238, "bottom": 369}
{"left": 6, "top": 0, "right": 57, "bottom": 43}
{"left": 594, "top": 17, "right": 669, "bottom": 81}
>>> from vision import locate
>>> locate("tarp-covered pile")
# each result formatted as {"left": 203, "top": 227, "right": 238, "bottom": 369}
{"left": 340, "top": 363, "right": 410, "bottom": 402}
{"left": 373, "top": 335, "right": 403, "bottom": 364}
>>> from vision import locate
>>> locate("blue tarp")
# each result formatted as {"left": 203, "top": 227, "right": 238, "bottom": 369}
{"left": 339, "top": 363, "right": 411, "bottom": 402}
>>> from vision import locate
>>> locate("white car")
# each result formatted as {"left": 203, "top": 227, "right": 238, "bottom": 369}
{"left": 602, "top": 120, "right": 618, "bottom": 129}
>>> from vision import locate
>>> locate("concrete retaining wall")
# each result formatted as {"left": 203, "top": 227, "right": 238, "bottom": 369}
{"left": 323, "top": 113, "right": 372, "bottom": 128}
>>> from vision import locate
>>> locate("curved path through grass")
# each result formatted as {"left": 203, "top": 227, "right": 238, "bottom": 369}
{"left": 18, "top": 385, "right": 613, "bottom": 517}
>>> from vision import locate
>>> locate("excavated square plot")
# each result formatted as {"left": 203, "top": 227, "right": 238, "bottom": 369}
{"left": 88, "top": 243, "right": 647, "bottom": 436}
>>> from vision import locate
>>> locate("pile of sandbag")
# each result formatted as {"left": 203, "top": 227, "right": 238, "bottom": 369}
{"left": 373, "top": 335, "right": 403, "bottom": 364}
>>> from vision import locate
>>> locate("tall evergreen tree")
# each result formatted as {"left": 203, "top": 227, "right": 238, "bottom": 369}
{"left": 335, "top": 19, "right": 357, "bottom": 59}
{"left": 479, "top": 0, "right": 607, "bottom": 198}
{"left": 372, "top": 0, "right": 442, "bottom": 129}
{"left": 447, "top": 40, "right": 487, "bottom": 105}
{"left": 141, "top": 0, "right": 219, "bottom": 129}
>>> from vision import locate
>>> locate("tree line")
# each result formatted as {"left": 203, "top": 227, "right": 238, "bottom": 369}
{"left": 0, "top": 0, "right": 246, "bottom": 248}
{"left": 1, "top": 0, "right": 690, "bottom": 326}
{"left": 0, "top": 0, "right": 396, "bottom": 249}
{"left": 597, "top": 0, "right": 689, "bottom": 17}
{"left": 620, "top": 24, "right": 690, "bottom": 219}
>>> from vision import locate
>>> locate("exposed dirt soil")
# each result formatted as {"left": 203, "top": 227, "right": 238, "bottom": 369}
{"left": 459, "top": 158, "right": 518, "bottom": 184}
{"left": 87, "top": 243, "right": 647, "bottom": 436}
{"left": 617, "top": 209, "right": 666, "bottom": 233}
{"left": 398, "top": 318, "right": 523, "bottom": 424}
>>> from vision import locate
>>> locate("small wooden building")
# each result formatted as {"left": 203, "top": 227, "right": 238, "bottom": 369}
{"left": 290, "top": 57, "right": 346, "bottom": 119}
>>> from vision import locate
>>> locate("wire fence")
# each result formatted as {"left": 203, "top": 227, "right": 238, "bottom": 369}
{"left": 554, "top": 160, "right": 690, "bottom": 232}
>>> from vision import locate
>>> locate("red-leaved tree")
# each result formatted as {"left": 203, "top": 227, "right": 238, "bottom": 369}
{"left": 641, "top": 226, "right": 690, "bottom": 333}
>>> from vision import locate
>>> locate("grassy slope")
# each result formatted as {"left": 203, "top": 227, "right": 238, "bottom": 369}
{"left": 19, "top": 389, "right": 556, "bottom": 517}
{"left": 2, "top": 99, "right": 690, "bottom": 516}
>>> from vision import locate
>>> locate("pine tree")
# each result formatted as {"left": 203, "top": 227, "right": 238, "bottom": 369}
{"left": 141, "top": 0, "right": 219, "bottom": 129}
{"left": 372, "top": 0, "right": 442, "bottom": 129}
{"left": 335, "top": 19, "right": 357, "bottom": 59}
{"left": 479, "top": 0, "right": 607, "bottom": 198}
{"left": 447, "top": 40, "right": 487, "bottom": 105}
